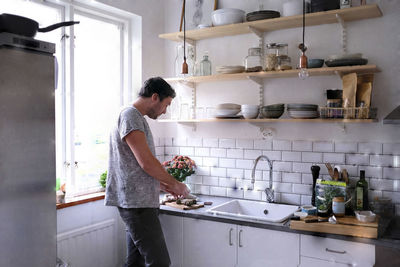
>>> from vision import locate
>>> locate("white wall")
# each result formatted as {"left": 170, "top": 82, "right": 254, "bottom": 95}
{"left": 153, "top": 0, "right": 400, "bottom": 142}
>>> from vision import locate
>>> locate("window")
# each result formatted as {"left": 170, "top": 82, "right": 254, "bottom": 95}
{"left": 1, "top": 0, "right": 140, "bottom": 196}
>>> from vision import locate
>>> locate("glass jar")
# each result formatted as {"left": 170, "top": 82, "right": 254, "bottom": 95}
{"left": 277, "top": 55, "right": 292, "bottom": 70}
{"left": 200, "top": 52, "right": 212, "bottom": 76}
{"left": 244, "top": 47, "right": 263, "bottom": 72}
{"left": 265, "top": 43, "right": 288, "bottom": 71}
{"left": 332, "top": 197, "right": 345, "bottom": 217}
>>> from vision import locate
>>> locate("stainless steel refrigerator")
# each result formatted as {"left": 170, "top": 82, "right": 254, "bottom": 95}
{"left": 0, "top": 34, "right": 56, "bottom": 266}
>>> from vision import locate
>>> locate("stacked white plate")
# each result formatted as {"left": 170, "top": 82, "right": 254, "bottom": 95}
{"left": 216, "top": 65, "right": 245, "bottom": 74}
{"left": 214, "top": 103, "right": 241, "bottom": 118}
{"left": 287, "top": 104, "right": 319, "bottom": 119}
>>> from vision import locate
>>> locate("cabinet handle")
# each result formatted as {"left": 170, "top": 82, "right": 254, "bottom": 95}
{"left": 229, "top": 228, "right": 233, "bottom": 246}
{"left": 239, "top": 229, "right": 243, "bottom": 247}
{"left": 326, "top": 248, "right": 346, "bottom": 254}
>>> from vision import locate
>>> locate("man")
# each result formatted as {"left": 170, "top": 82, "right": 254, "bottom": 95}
{"left": 105, "top": 77, "right": 189, "bottom": 267}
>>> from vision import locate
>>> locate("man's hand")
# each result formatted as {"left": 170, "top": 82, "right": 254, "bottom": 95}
{"left": 161, "top": 181, "right": 190, "bottom": 198}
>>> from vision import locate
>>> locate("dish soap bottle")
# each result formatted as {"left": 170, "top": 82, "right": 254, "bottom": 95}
{"left": 355, "top": 170, "right": 369, "bottom": 210}
{"left": 200, "top": 52, "right": 211, "bottom": 76}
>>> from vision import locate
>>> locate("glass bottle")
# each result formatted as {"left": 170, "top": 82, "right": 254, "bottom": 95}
{"left": 245, "top": 47, "right": 262, "bottom": 72}
{"left": 200, "top": 52, "right": 212, "bottom": 76}
{"left": 355, "top": 170, "right": 369, "bottom": 210}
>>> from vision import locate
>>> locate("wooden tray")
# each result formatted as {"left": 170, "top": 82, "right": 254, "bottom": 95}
{"left": 290, "top": 216, "right": 379, "bottom": 239}
{"left": 164, "top": 201, "right": 205, "bottom": 210}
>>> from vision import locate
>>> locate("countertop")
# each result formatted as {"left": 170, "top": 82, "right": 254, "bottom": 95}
{"left": 159, "top": 194, "right": 400, "bottom": 249}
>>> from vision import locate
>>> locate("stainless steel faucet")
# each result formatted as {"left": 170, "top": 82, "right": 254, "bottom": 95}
{"left": 251, "top": 155, "right": 274, "bottom": 203}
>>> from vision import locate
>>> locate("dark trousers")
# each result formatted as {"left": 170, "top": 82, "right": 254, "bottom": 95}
{"left": 118, "top": 207, "right": 171, "bottom": 267}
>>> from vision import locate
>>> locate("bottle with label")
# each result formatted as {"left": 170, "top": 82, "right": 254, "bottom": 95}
{"left": 355, "top": 170, "right": 369, "bottom": 210}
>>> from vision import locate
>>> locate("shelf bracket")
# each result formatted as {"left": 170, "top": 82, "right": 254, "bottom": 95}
{"left": 247, "top": 76, "right": 264, "bottom": 106}
{"left": 334, "top": 70, "right": 344, "bottom": 78}
{"left": 335, "top": 14, "right": 347, "bottom": 54}
{"left": 178, "top": 122, "right": 197, "bottom": 132}
{"left": 247, "top": 76, "right": 263, "bottom": 86}
{"left": 178, "top": 80, "right": 195, "bottom": 88}
{"left": 248, "top": 26, "right": 264, "bottom": 39}
{"left": 177, "top": 36, "right": 196, "bottom": 46}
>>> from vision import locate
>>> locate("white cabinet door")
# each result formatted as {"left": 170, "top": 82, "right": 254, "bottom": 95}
{"left": 237, "top": 226, "right": 300, "bottom": 267}
{"left": 183, "top": 218, "right": 237, "bottom": 267}
{"left": 159, "top": 214, "right": 183, "bottom": 267}
{"left": 300, "top": 256, "right": 350, "bottom": 267}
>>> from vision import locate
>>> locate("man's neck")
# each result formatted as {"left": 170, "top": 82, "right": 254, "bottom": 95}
{"left": 133, "top": 98, "right": 148, "bottom": 116}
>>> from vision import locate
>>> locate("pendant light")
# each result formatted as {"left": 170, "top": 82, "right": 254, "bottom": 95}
{"left": 298, "top": 0, "right": 309, "bottom": 79}
{"left": 182, "top": 0, "right": 188, "bottom": 74}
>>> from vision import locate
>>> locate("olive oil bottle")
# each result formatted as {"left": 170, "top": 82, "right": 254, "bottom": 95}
{"left": 355, "top": 170, "right": 369, "bottom": 210}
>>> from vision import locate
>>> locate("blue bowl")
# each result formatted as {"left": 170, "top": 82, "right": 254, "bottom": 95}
{"left": 308, "top": 59, "right": 324, "bottom": 68}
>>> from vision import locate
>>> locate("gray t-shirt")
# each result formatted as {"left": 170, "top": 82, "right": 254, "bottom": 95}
{"left": 105, "top": 106, "right": 160, "bottom": 208}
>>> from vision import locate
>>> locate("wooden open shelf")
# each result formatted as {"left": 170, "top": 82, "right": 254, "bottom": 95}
{"left": 159, "top": 4, "right": 382, "bottom": 42}
{"left": 165, "top": 65, "right": 379, "bottom": 84}
{"left": 158, "top": 118, "right": 377, "bottom": 123}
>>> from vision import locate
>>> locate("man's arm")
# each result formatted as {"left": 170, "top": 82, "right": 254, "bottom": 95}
{"left": 124, "top": 130, "right": 189, "bottom": 197}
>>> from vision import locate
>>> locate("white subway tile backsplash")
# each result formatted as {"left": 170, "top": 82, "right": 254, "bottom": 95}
{"left": 196, "top": 185, "right": 210, "bottom": 195}
{"left": 301, "top": 195, "right": 312, "bottom": 206}
{"left": 335, "top": 142, "right": 358, "bottom": 153}
{"left": 292, "top": 183, "right": 312, "bottom": 195}
{"left": 187, "top": 138, "right": 203, "bottom": 147}
{"left": 219, "top": 158, "right": 236, "bottom": 168}
{"left": 369, "top": 190, "right": 383, "bottom": 202}
{"left": 210, "top": 167, "right": 226, "bottom": 177}
{"left": 165, "top": 146, "right": 179, "bottom": 155}
{"left": 227, "top": 188, "right": 244, "bottom": 198}
{"left": 187, "top": 175, "right": 202, "bottom": 184}
{"left": 383, "top": 191, "right": 400, "bottom": 204}
{"left": 245, "top": 169, "right": 262, "bottom": 180}
{"left": 236, "top": 159, "right": 254, "bottom": 169}
{"left": 340, "top": 165, "right": 359, "bottom": 176}
{"left": 282, "top": 172, "right": 302, "bottom": 183}
{"left": 358, "top": 142, "right": 382, "bottom": 154}
{"left": 191, "top": 156, "right": 203, "bottom": 166}
{"left": 210, "top": 186, "right": 227, "bottom": 197}
{"left": 254, "top": 181, "right": 269, "bottom": 190}
{"left": 159, "top": 137, "right": 165, "bottom": 146}
{"left": 236, "top": 139, "right": 254, "bottom": 149}
{"left": 227, "top": 149, "right": 244, "bottom": 159}
{"left": 202, "top": 176, "right": 219, "bottom": 186}
{"left": 273, "top": 161, "right": 292, "bottom": 172}
{"left": 302, "top": 174, "right": 313, "bottom": 185}
{"left": 244, "top": 149, "right": 263, "bottom": 160}
{"left": 370, "top": 179, "right": 397, "bottom": 191}
{"left": 383, "top": 167, "right": 400, "bottom": 179}
{"left": 227, "top": 168, "right": 244, "bottom": 179}
{"left": 263, "top": 171, "right": 281, "bottom": 182}
{"left": 173, "top": 137, "right": 187, "bottom": 147}
{"left": 156, "top": 147, "right": 165, "bottom": 156}
{"left": 156, "top": 155, "right": 164, "bottom": 163}
{"left": 254, "top": 139, "right": 272, "bottom": 150}
{"left": 219, "top": 178, "right": 236, "bottom": 188}
{"left": 370, "top": 155, "right": 395, "bottom": 167}
{"left": 313, "top": 141, "right": 334, "bottom": 152}
{"left": 273, "top": 140, "right": 291, "bottom": 151}
{"left": 323, "top": 153, "right": 345, "bottom": 164}
{"left": 272, "top": 182, "right": 292, "bottom": 193}
{"left": 195, "top": 147, "right": 210, "bottom": 157}
{"left": 244, "top": 190, "right": 262, "bottom": 200}
{"left": 203, "top": 138, "right": 219, "bottom": 148}
{"left": 262, "top": 150, "right": 282, "bottom": 161}
{"left": 153, "top": 137, "right": 160, "bottom": 147}
{"left": 282, "top": 151, "right": 301, "bottom": 162}
{"left": 361, "top": 166, "right": 383, "bottom": 178}
{"left": 164, "top": 137, "right": 172, "bottom": 146}
{"left": 210, "top": 148, "right": 227, "bottom": 158}
{"left": 346, "top": 154, "right": 369, "bottom": 165}
{"left": 383, "top": 143, "right": 400, "bottom": 155}
{"left": 219, "top": 138, "right": 235, "bottom": 148}
{"left": 197, "top": 166, "right": 210, "bottom": 176}
{"left": 180, "top": 147, "right": 194, "bottom": 156}
{"left": 292, "top": 140, "right": 312, "bottom": 152}
{"left": 280, "top": 193, "right": 301, "bottom": 205}
{"left": 203, "top": 157, "right": 218, "bottom": 167}
{"left": 302, "top": 152, "right": 323, "bottom": 163}
{"left": 293, "top": 162, "right": 311, "bottom": 173}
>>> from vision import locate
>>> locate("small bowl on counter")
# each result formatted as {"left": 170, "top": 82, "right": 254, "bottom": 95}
{"left": 212, "top": 8, "right": 245, "bottom": 26}
{"left": 355, "top": 210, "right": 376, "bottom": 223}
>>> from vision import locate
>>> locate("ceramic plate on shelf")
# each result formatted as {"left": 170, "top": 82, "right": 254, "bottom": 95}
{"left": 325, "top": 58, "right": 368, "bottom": 67}
{"left": 214, "top": 114, "right": 243, "bottom": 119}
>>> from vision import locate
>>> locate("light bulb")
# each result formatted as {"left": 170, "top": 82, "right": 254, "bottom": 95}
{"left": 298, "top": 68, "right": 309, "bottom": 80}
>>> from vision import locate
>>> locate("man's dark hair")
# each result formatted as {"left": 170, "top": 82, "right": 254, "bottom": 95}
{"left": 139, "top": 77, "right": 176, "bottom": 101}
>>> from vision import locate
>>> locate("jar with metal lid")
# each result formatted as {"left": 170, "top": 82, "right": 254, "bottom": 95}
{"left": 245, "top": 47, "right": 263, "bottom": 72}
{"left": 265, "top": 43, "right": 288, "bottom": 71}
{"left": 332, "top": 197, "right": 345, "bottom": 217}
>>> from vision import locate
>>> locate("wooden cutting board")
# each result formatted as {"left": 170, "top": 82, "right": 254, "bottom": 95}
{"left": 290, "top": 216, "right": 379, "bottom": 239}
{"left": 164, "top": 201, "right": 205, "bottom": 210}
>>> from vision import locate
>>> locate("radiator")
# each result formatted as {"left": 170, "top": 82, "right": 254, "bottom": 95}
{"left": 57, "top": 219, "right": 117, "bottom": 267}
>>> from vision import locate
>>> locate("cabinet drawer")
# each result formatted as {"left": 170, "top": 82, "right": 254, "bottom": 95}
{"left": 300, "top": 256, "right": 351, "bottom": 267}
{"left": 300, "top": 235, "right": 374, "bottom": 266}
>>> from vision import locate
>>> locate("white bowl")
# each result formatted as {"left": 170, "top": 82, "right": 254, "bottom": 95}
{"left": 215, "top": 108, "right": 240, "bottom": 116}
{"left": 212, "top": 8, "right": 245, "bottom": 26}
{"left": 283, "top": 0, "right": 303, "bottom": 17}
{"left": 241, "top": 104, "right": 259, "bottom": 110}
{"left": 216, "top": 103, "right": 241, "bottom": 109}
{"left": 355, "top": 211, "right": 376, "bottom": 223}
{"left": 242, "top": 110, "right": 259, "bottom": 119}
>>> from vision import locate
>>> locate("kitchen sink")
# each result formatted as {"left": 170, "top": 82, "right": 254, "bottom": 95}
{"left": 207, "top": 199, "right": 299, "bottom": 223}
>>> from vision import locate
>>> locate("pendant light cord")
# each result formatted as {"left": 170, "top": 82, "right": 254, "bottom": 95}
{"left": 302, "top": 0, "right": 305, "bottom": 47}
{"left": 183, "top": 0, "right": 186, "bottom": 60}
